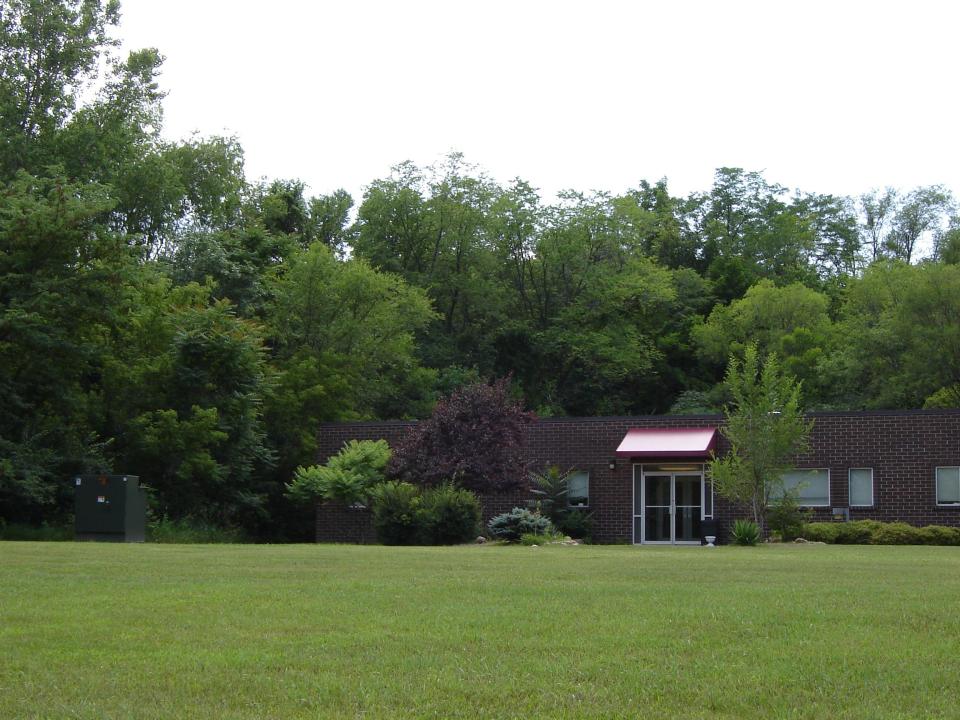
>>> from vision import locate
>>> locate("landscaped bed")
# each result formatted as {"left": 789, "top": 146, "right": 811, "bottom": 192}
{"left": 2, "top": 542, "right": 958, "bottom": 719}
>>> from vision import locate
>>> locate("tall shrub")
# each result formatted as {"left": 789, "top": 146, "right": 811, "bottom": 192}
{"left": 388, "top": 378, "right": 535, "bottom": 493}
{"left": 369, "top": 480, "right": 421, "bottom": 545}
{"left": 418, "top": 483, "right": 481, "bottom": 545}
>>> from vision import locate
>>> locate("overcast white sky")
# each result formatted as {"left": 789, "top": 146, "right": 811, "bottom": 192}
{"left": 117, "top": 0, "right": 960, "bottom": 204}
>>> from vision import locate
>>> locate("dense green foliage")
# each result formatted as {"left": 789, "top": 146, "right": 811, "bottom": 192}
{"left": 3, "top": 1, "right": 959, "bottom": 536}
{"left": 803, "top": 520, "right": 960, "bottom": 545}
{"left": 417, "top": 483, "right": 482, "bottom": 545}
{"left": 367, "top": 481, "right": 480, "bottom": 545}
{"left": 147, "top": 515, "right": 246, "bottom": 544}
{"left": 6, "top": 542, "right": 960, "bottom": 718}
{"left": 368, "top": 480, "right": 423, "bottom": 545}
{"left": 767, "top": 489, "right": 811, "bottom": 541}
{"left": 0, "top": 520, "right": 73, "bottom": 541}
{"left": 286, "top": 440, "right": 391, "bottom": 507}
{"left": 804, "top": 520, "right": 882, "bottom": 544}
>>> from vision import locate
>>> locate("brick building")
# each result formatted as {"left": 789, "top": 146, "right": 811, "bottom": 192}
{"left": 315, "top": 409, "right": 960, "bottom": 544}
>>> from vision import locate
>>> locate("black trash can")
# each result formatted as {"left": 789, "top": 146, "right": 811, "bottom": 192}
{"left": 75, "top": 475, "right": 147, "bottom": 542}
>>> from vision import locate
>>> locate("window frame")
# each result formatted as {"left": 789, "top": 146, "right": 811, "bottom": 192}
{"left": 774, "top": 468, "right": 831, "bottom": 508}
{"left": 935, "top": 466, "right": 960, "bottom": 507}
{"left": 848, "top": 468, "right": 874, "bottom": 508}
{"left": 567, "top": 470, "right": 590, "bottom": 508}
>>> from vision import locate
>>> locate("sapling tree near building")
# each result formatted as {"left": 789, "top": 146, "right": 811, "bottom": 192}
{"left": 708, "top": 345, "right": 813, "bottom": 530}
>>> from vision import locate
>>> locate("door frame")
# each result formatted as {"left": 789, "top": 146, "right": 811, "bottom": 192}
{"left": 632, "top": 463, "right": 710, "bottom": 545}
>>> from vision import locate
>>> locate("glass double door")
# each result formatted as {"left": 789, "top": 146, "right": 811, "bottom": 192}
{"left": 633, "top": 468, "right": 704, "bottom": 544}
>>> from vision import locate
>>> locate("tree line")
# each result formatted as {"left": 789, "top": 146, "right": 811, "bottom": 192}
{"left": 2, "top": 0, "right": 959, "bottom": 537}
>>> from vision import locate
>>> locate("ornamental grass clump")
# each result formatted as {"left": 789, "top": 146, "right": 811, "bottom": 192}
{"left": 731, "top": 519, "right": 761, "bottom": 546}
{"left": 520, "top": 531, "right": 567, "bottom": 546}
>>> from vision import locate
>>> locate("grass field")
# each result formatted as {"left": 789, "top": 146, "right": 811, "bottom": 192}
{"left": 2, "top": 542, "right": 959, "bottom": 719}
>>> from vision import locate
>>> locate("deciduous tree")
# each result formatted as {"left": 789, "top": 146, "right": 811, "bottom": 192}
{"left": 693, "top": 280, "right": 834, "bottom": 403}
{"left": 708, "top": 345, "right": 813, "bottom": 529}
{"left": 388, "top": 378, "right": 535, "bottom": 493}
{"left": 833, "top": 262, "right": 960, "bottom": 409}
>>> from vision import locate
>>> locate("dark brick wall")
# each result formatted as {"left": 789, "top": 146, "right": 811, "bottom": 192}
{"left": 315, "top": 500, "right": 374, "bottom": 544}
{"left": 315, "top": 409, "right": 960, "bottom": 543}
{"left": 527, "top": 415, "right": 735, "bottom": 542}
{"left": 313, "top": 421, "right": 413, "bottom": 544}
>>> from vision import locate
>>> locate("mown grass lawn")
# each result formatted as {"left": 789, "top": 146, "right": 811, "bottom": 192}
{"left": 1, "top": 542, "right": 958, "bottom": 719}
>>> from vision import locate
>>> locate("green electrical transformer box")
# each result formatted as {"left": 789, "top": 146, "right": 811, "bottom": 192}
{"left": 74, "top": 475, "right": 147, "bottom": 542}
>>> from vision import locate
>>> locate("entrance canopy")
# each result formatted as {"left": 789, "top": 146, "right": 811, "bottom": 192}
{"left": 615, "top": 427, "right": 718, "bottom": 458}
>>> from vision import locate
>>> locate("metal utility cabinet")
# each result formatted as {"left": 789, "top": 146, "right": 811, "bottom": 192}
{"left": 74, "top": 475, "right": 147, "bottom": 542}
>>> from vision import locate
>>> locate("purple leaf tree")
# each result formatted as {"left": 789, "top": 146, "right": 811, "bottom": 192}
{"left": 388, "top": 378, "right": 535, "bottom": 493}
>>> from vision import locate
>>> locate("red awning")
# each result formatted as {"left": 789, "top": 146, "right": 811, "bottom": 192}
{"left": 615, "top": 427, "right": 718, "bottom": 458}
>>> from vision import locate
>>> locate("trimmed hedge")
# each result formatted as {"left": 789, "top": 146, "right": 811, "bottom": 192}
{"left": 916, "top": 525, "right": 960, "bottom": 546}
{"left": 803, "top": 520, "right": 960, "bottom": 545}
